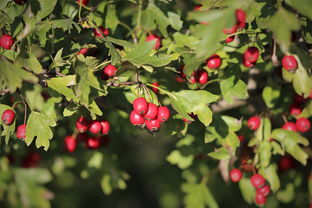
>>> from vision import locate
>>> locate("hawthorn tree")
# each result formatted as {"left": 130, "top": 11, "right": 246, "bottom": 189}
{"left": 0, "top": 0, "right": 312, "bottom": 207}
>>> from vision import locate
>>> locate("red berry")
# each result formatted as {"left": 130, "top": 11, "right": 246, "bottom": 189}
{"left": 16, "top": 124, "right": 26, "bottom": 139}
{"left": 289, "top": 104, "right": 302, "bottom": 116}
{"left": 152, "top": 82, "right": 159, "bottom": 93}
{"left": 93, "top": 26, "right": 109, "bottom": 37}
{"left": 282, "top": 55, "right": 298, "bottom": 71}
{"left": 225, "top": 35, "right": 235, "bottom": 43}
{"left": 103, "top": 64, "right": 117, "bottom": 78}
{"left": 230, "top": 168, "right": 243, "bottom": 182}
{"left": 85, "top": 137, "right": 101, "bottom": 149}
{"left": 223, "top": 25, "right": 237, "bottom": 34}
{"left": 89, "top": 121, "right": 102, "bottom": 134}
{"left": 197, "top": 70, "right": 209, "bottom": 84}
{"left": 243, "top": 57, "right": 255, "bottom": 68}
{"left": 243, "top": 47, "right": 259, "bottom": 63}
{"left": 247, "top": 116, "right": 261, "bottom": 130}
{"left": 133, "top": 97, "right": 148, "bottom": 116}
{"left": 255, "top": 193, "right": 267, "bottom": 205}
{"left": 1, "top": 109, "right": 15, "bottom": 125}
{"left": 296, "top": 117, "right": 311, "bottom": 132}
{"left": 207, "top": 54, "right": 222, "bottom": 69}
{"left": 100, "top": 120, "right": 110, "bottom": 135}
{"left": 14, "top": 0, "right": 26, "bottom": 5}
{"left": 278, "top": 155, "right": 295, "bottom": 171}
{"left": 76, "top": 116, "right": 90, "bottom": 133}
{"left": 238, "top": 135, "right": 244, "bottom": 142}
{"left": 145, "top": 103, "right": 158, "bottom": 120}
{"left": 145, "top": 119, "right": 161, "bottom": 132}
{"left": 76, "top": 0, "right": 89, "bottom": 6}
{"left": 250, "top": 174, "right": 265, "bottom": 189}
{"left": 157, "top": 106, "right": 170, "bottom": 122}
{"left": 77, "top": 48, "right": 88, "bottom": 55}
{"left": 189, "top": 72, "right": 197, "bottom": 84}
{"left": 21, "top": 152, "right": 41, "bottom": 168}
{"left": 256, "top": 185, "right": 270, "bottom": 197}
{"left": 236, "top": 9, "right": 246, "bottom": 29}
{"left": 130, "top": 110, "right": 145, "bottom": 126}
{"left": 77, "top": 132, "right": 88, "bottom": 142}
{"left": 182, "top": 118, "right": 192, "bottom": 123}
{"left": 194, "top": 5, "right": 202, "bottom": 11}
{"left": 0, "top": 35, "right": 14, "bottom": 50}
{"left": 282, "top": 122, "right": 297, "bottom": 131}
{"left": 146, "top": 34, "right": 161, "bottom": 50}
{"left": 64, "top": 136, "right": 77, "bottom": 152}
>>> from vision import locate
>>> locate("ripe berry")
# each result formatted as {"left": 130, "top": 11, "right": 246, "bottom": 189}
{"left": 76, "top": 0, "right": 89, "bottom": 6}
{"left": 250, "top": 174, "right": 265, "bottom": 189}
{"left": 77, "top": 48, "right": 89, "bottom": 55}
{"left": 76, "top": 116, "right": 90, "bottom": 133}
{"left": 256, "top": 185, "right": 270, "bottom": 197}
{"left": 100, "top": 120, "right": 110, "bottom": 135}
{"left": 282, "top": 122, "right": 297, "bottom": 131}
{"left": 1, "top": 109, "right": 15, "bottom": 125}
{"left": 14, "top": 0, "right": 26, "bottom": 5}
{"left": 64, "top": 136, "right": 77, "bottom": 152}
{"left": 278, "top": 155, "right": 295, "bottom": 171}
{"left": 146, "top": 34, "right": 161, "bottom": 50}
{"left": 89, "top": 121, "right": 102, "bottom": 134}
{"left": 130, "top": 110, "right": 145, "bottom": 126}
{"left": 230, "top": 168, "right": 243, "bottom": 182}
{"left": 152, "top": 82, "right": 159, "bottom": 93}
{"left": 247, "top": 116, "right": 261, "bottom": 130}
{"left": 225, "top": 35, "right": 235, "bottom": 43}
{"left": 193, "top": 5, "right": 202, "bottom": 11}
{"left": 238, "top": 135, "right": 244, "bottom": 142}
{"left": 289, "top": 104, "right": 301, "bottom": 116}
{"left": 16, "top": 124, "right": 26, "bottom": 139}
{"left": 93, "top": 26, "right": 109, "bottom": 37}
{"left": 85, "top": 137, "right": 101, "bottom": 149}
{"left": 207, "top": 54, "right": 222, "bottom": 69}
{"left": 0, "top": 35, "right": 14, "bottom": 50}
{"left": 145, "top": 119, "right": 161, "bottom": 132}
{"left": 243, "top": 47, "right": 259, "bottom": 63}
{"left": 296, "top": 117, "right": 311, "bottom": 132}
{"left": 157, "top": 106, "right": 170, "bottom": 122}
{"left": 255, "top": 193, "right": 266, "bottom": 205}
{"left": 223, "top": 25, "right": 237, "bottom": 35}
{"left": 243, "top": 57, "right": 255, "bottom": 68}
{"left": 282, "top": 55, "right": 298, "bottom": 71}
{"left": 236, "top": 9, "right": 246, "bottom": 29}
{"left": 189, "top": 72, "right": 197, "bottom": 84}
{"left": 197, "top": 70, "right": 209, "bottom": 84}
{"left": 145, "top": 103, "right": 158, "bottom": 120}
{"left": 103, "top": 64, "right": 117, "bottom": 78}
{"left": 77, "top": 132, "right": 88, "bottom": 142}
{"left": 133, "top": 97, "right": 148, "bottom": 116}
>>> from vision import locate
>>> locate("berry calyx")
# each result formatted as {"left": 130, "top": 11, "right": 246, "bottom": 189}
{"left": 130, "top": 110, "right": 145, "bottom": 126}
{"left": 152, "top": 82, "right": 159, "bottom": 93}
{"left": 236, "top": 9, "right": 246, "bottom": 29}
{"left": 64, "top": 136, "right": 77, "bottom": 152}
{"left": 103, "top": 64, "right": 117, "bottom": 78}
{"left": 145, "top": 119, "right": 161, "bottom": 132}
{"left": 255, "top": 193, "right": 267, "bottom": 205}
{"left": 296, "top": 117, "right": 311, "bottom": 133}
{"left": 207, "top": 54, "right": 222, "bottom": 69}
{"left": 250, "top": 174, "right": 265, "bottom": 189}
{"left": 146, "top": 34, "right": 161, "bottom": 50}
{"left": 247, "top": 116, "right": 261, "bottom": 130}
{"left": 230, "top": 168, "right": 243, "bottom": 182}
{"left": 282, "top": 55, "right": 298, "bottom": 71}
{"left": 256, "top": 185, "right": 270, "bottom": 197}
{"left": 1, "top": 109, "right": 16, "bottom": 125}
{"left": 157, "top": 106, "right": 170, "bottom": 122}
{"left": 282, "top": 122, "right": 297, "bottom": 131}
{"left": 133, "top": 97, "right": 148, "bottom": 116}
{"left": 16, "top": 124, "right": 26, "bottom": 139}
{"left": 89, "top": 121, "right": 102, "bottom": 134}
{"left": 85, "top": 137, "right": 101, "bottom": 149}
{"left": 145, "top": 103, "right": 159, "bottom": 120}
{"left": 100, "top": 120, "right": 110, "bottom": 135}
{"left": 197, "top": 70, "right": 209, "bottom": 84}
{"left": 76, "top": 116, "right": 90, "bottom": 133}
{"left": 93, "top": 26, "right": 109, "bottom": 37}
{"left": 243, "top": 47, "right": 259, "bottom": 63}
{"left": 0, "top": 35, "right": 14, "bottom": 50}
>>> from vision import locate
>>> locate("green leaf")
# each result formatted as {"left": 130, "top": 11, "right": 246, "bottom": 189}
{"left": 16, "top": 52, "right": 43, "bottom": 74}
{"left": 166, "top": 150, "right": 194, "bottom": 169}
{"left": 262, "top": 80, "right": 281, "bottom": 108}
{"left": 239, "top": 177, "right": 255, "bottom": 204}
{"left": 47, "top": 75, "right": 78, "bottom": 102}
{"left": 26, "top": 112, "right": 56, "bottom": 151}
{"left": 208, "top": 147, "right": 231, "bottom": 160}
{"left": 105, "top": 42, "right": 122, "bottom": 65}
{"left": 286, "top": 0, "right": 312, "bottom": 20}
{"left": 292, "top": 67, "right": 312, "bottom": 98}
{"left": 105, "top": 4, "right": 119, "bottom": 32}
{"left": 259, "top": 164, "right": 280, "bottom": 193}
{"left": 31, "top": 0, "right": 57, "bottom": 20}
{"left": 168, "top": 12, "right": 183, "bottom": 31}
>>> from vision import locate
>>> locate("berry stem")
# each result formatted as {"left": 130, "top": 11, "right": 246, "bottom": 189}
{"left": 145, "top": 83, "right": 175, "bottom": 97}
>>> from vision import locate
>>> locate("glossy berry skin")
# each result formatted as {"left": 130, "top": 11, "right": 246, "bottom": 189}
{"left": 133, "top": 97, "right": 148, "bottom": 116}
{"left": 197, "top": 70, "right": 209, "bottom": 84}
{"left": 157, "top": 106, "right": 170, "bottom": 122}
{"left": 146, "top": 34, "right": 161, "bottom": 50}
{"left": 85, "top": 137, "right": 101, "bottom": 149}
{"left": 145, "top": 119, "right": 161, "bottom": 132}
{"left": 1, "top": 109, "right": 15, "bottom": 125}
{"left": 250, "top": 174, "right": 265, "bottom": 189}
{"left": 76, "top": 0, "right": 89, "bottom": 6}
{"left": 296, "top": 117, "right": 311, "bottom": 133}
{"left": 0, "top": 35, "right": 14, "bottom": 50}
{"left": 103, "top": 64, "right": 117, "bottom": 78}
{"left": 77, "top": 48, "right": 88, "bottom": 55}
{"left": 282, "top": 55, "right": 298, "bottom": 71}
{"left": 282, "top": 122, "right": 297, "bottom": 131}
{"left": 207, "top": 54, "right": 222, "bottom": 69}
{"left": 64, "top": 136, "right": 77, "bottom": 152}
{"left": 130, "top": 110, "right": 145, "bottom": 126}
{"left": 255, "top": 193, "right": 266, "bottom": 205}
{"left": 247, "top": 116, "right": 261, "bottom": 130}
{"left": 145, "top": 103, "right": 158, "bottom": 120}
{"left": 236, "top": 9, "right": 246, "bottom": 29}
{"left": 76, "top": 116, "right": 90, "bottom": 133}
{"left": 289, "top": 104, "right": 301, "bottom": 116}
{"left": 230, "top": 169, "right": 243, "bottom": 182}
{"left": 16, "top": 124, "right": 26, "bottom": 139}
{"left": 243, "top": 58, "right": 255, "bottom": 68}
{"left": 223, "top": 25, "right": 237, "bottom": 35}
{"left": 100, "top": 121, "right": 110, "bottom": 135}
{"left": 152, "top": 82, "right": 159, "bottom": 93}
{"left": 89, "top": 121, "right": 102, "bottom": 134}
{"left": 256, "top": 185, "right": 270, "bottom": 197}
{"left": 93, "top": 26, "right": 109, "bottom": 37}
{"left": 243, "top": 47, "right": 259, "bottom": 63}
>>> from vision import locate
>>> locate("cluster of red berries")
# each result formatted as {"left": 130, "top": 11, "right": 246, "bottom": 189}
{"left": 63, "top": 116, "right": 111, "bottom": 152}
{"left": 282, "top": 117, "right": 311, "bottom": 132}
{"left": 130, "top": 97, "right": 170, "bottom": 132}
{"left": 222, "top": 9, "right": 246, "bottom": 43}
{"left": 1, "top": 109, "right": 27, "bottom": 140}
{"left": 0, "top": 34, "right": 14, "bottom": 50}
